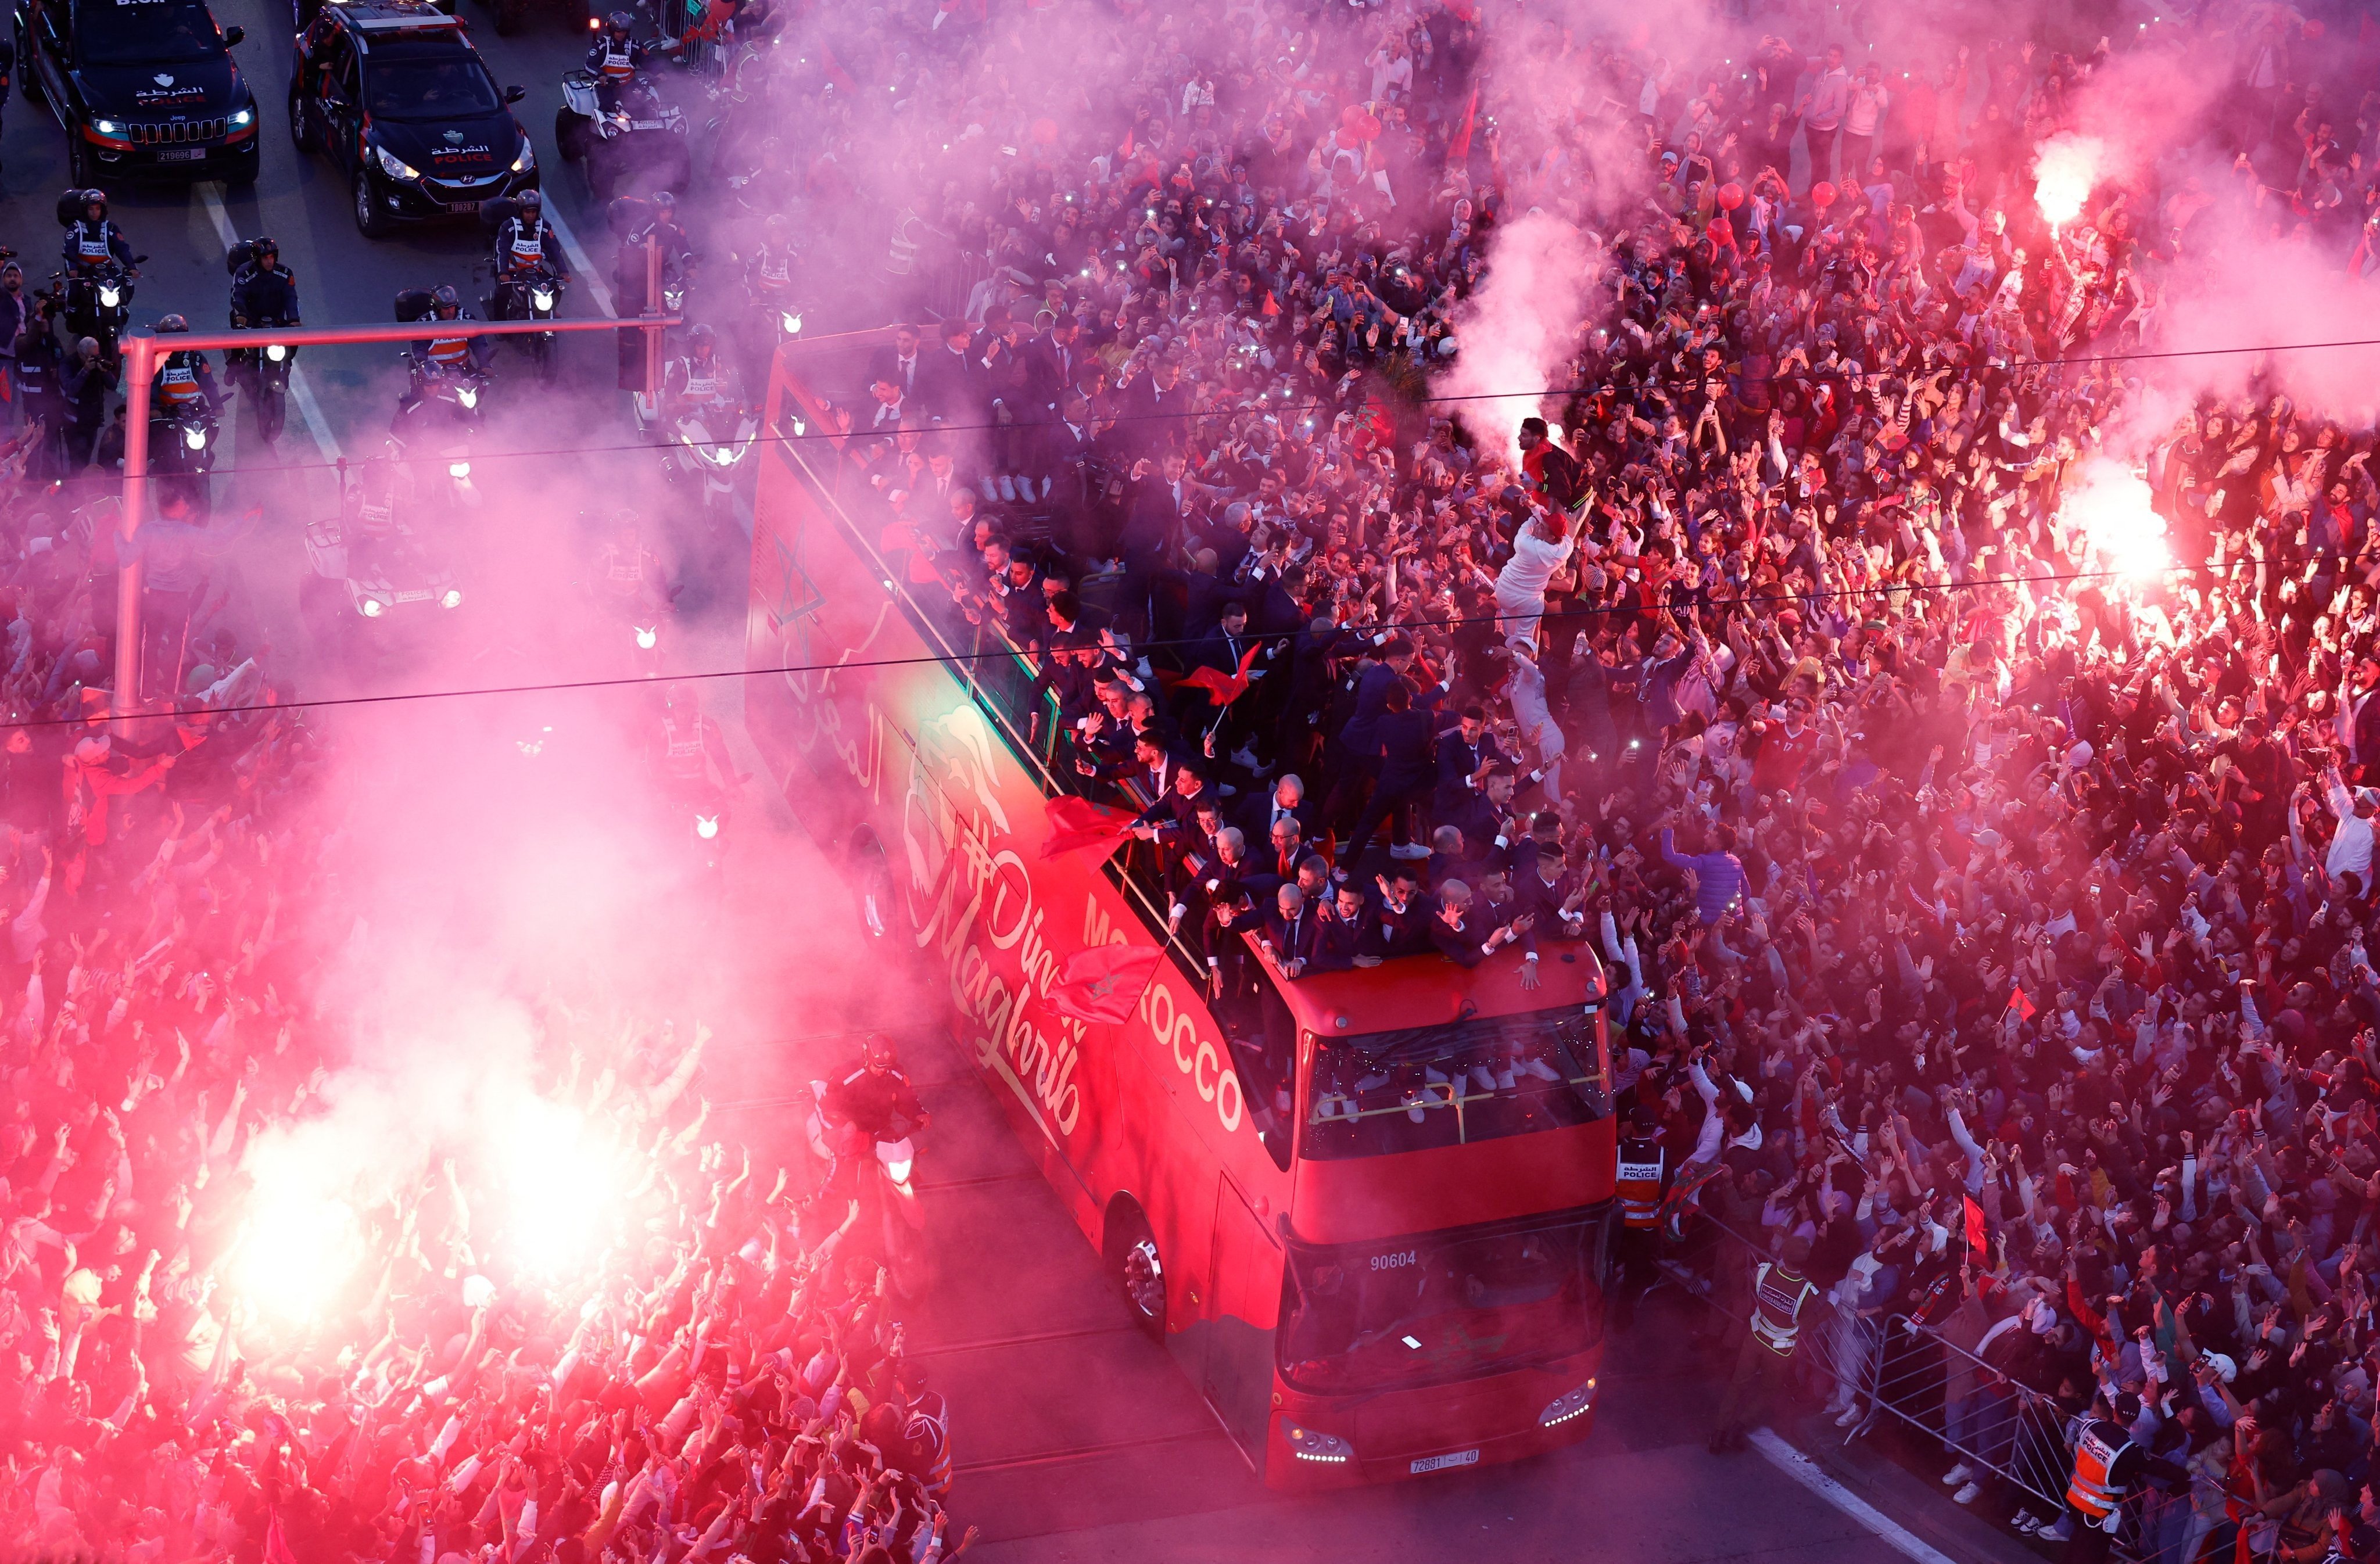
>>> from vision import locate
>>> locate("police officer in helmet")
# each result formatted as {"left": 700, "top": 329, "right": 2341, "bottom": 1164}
{"left": 490, "top": 189, "right": 568, "bottom": 298}
{"left": 815, "top": 1034, "right": 930, "bottom": 1208}
{"left": 664, "top": 322, "right": 736, "bottom": 421}
{"left": 228, "top": 236, "right": 300, "bottom": 329}
{"left": 585, "top": 9, "right": 679, "bottom": 110}
{"left": 650, "top": 680, "right": 736, "bottom": 797}
{"left": 402, "top": 284, "right": 485, "bottom": 409}
{"left": 60, "top": 189, "right": 134, "bottom": 271}
{"left": 149, "top": 314, "right": 220, "bottom": 423}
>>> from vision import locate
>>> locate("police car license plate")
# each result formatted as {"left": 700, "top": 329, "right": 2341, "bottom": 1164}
{"left": 446, "top": 200, "right": 482, "bottom": 215}
{"left": 156, "top": 148, "right": 207, "bottom": 162}
{"left": 1410, "top": 1449, "right": 1479, "bottom": 1475}
{"left": 394, "top": 590, "right": 434, "bottom": 603}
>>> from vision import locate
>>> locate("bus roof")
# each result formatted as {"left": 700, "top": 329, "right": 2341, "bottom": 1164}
{"left": 1249, "top": 937, "right": 1605, "bottom": 1041}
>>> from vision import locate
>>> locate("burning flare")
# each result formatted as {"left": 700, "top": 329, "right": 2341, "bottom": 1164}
{"left": 2033, "top": 134, "right": 2105, "bottom": 233}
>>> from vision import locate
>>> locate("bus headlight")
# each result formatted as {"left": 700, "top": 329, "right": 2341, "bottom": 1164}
{"left": 265, "top": 343, "right": 288, "bottom": 362}
{"left": 1538, "top": 1380, "right": 1597, "bottom": 1427}
{"left": 1279, "top": 1420, "right": 1353, "bottom": 1464}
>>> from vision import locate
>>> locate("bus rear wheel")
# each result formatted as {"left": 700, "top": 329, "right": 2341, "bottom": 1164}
{"left": 1108, "top": 1208, "right": 1166, "bottom": 1339}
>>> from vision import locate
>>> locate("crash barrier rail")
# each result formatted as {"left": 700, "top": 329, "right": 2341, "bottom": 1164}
{"left": 1655, "top": 1216, "right": 2174, "bottom": 1562}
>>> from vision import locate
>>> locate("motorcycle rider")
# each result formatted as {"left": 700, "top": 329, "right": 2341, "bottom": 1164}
{"left": 59, "top": 189, "right": 135, "bottom": 272}
{"left": 149, "top": 315, "right": 220, "bottom": 425}
{"left": 745, "top": 213, "right": 796, "bottom": 310}
{"left": 585, "top": 10, "right": 680, "bottom": 111}
{"left": 226, "top": 236, "right": 301, "bottom": 400}
{"left": 594, "top": 510, "right": 673, "bottom": 619}
{"left": 490, "top": 190, "right": 567, "bottom": 319}
{"left": 662, "top": 323, "right": 737, "bottom": 424}
{"left": 401, "top": 284, "right": 485, "bottom": 411}
{"left": 649, "top": 680, "right": 737, "bottom": 799}
{"left": 815, "top": 1034, "right": 930, "bottom": 1207}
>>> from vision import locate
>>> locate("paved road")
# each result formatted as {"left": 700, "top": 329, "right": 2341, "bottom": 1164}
{"left": 0, "top": 0, "right": 765, "bottom": 706}
{"left": 712, "top": 916, "right": 1972, "bottom": 1564}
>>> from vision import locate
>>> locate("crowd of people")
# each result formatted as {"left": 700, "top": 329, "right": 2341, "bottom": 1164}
{"left": 767, "top": 0, "right": 2380, "bottom": 1558}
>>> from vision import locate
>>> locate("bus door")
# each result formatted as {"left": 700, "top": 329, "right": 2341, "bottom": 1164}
{"left": 1202, "top": 1172, "right": 1279, "bottom": 1465}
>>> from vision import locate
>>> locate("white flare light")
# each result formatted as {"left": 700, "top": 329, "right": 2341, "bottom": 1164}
{"left": 233, "top": 1186, "right": 361, "bottom": 1325}
{"left": 2033, "top": 134, "right": 2104, "bottom": 232}
{"left": 2063, "top": 458, "right": 2170, "bottom": 581}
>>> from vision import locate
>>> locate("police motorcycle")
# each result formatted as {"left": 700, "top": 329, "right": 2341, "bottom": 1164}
{"left": 802, "top": 1035, "right": 933, "bottom": 1299}
{"left": 635, "top": 324, "right": 755, "bottom": 526}
{"left": 224, "top": 237, "right": 300, "bottom": 447}
{"left": 146, "top": 317, "right": 221, "bottom": 500}
{"left": 53, "top": 189, "right": 142, "bottom": 363}
{"left": 582, "top": 509, "right": 679, "bottom": 678}
{"left": 300, "top": 452, "right": 465, "bottom": 654}
{"left": 556, "top": 19, "right": 689, "bottom": 205}
{"left": 646, "top": 680, "right": 743, "bottom": 895}
{"left": 735, "top": 210, "right": 801, "bottom": 396}
{"left": 391, "top": 286, "right": 489, "bottom": 512}
{"left": 479, "top": 194, "right": 568, "bottom": 384}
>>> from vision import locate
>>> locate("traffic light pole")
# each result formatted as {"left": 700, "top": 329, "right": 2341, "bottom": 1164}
{"left": 113, "top": 313, "right": 678, "bottom": 718}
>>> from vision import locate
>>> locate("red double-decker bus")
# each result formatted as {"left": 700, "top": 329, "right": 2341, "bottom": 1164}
{"left": 745, "top": 333, "right": 1615, "bottom": 1487}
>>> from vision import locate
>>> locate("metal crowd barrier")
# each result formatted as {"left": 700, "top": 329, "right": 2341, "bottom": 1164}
{"left": 1653, "top": 1214, "right": 2192, "bottom": 1563}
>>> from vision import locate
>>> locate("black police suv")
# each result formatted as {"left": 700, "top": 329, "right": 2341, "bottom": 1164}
{"left": 288, "top": 0, "right": 536, "bottom": 239}
{"left": 13, "top": 0, "right": 258, "bottom": 184}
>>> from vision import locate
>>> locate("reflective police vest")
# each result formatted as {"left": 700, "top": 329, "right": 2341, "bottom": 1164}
{"left": 156, "top": 357, "right": 203, "bottom": 408}
{"left": 2064, "top": 1421, "right": 2131, "bottom": 1523}
{"left": 661, "top": 716, "right": 708, "bottom": 779}
{"left": 424, "top": 332, "right": 473, "bottom": 370}
{"left": 1616, "top": 1138, "right": 1665, "bottom": 1230}
{"left": 593, "top": 38, "right": 636, "bottom": 81}
{"left": 501, "top": 222, "right": 546, "bottom": 270}
{"left": 68, "top": 222, "right": 114, "bottom": 264}
{"left": 1748, "top": 1262, "right": 1817, "bottom": 1357}
{"left": 601, "top": 546, "right": 647, "bottom": 587}
{"left": 752, "top": 248, "right": 791, "bottom": 292}
{"left": 678, "top": 358, "right": 726, "bottom": 401}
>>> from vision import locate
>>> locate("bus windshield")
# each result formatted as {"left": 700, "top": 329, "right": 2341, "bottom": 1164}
{"left": 1277, "top": 1209, "right": 1603, "bottom": 1394}
{"left": 1300, "top": 1005, "right": 1608, "bottom": 1160}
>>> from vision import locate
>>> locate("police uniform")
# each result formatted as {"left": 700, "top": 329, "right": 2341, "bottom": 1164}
{"left": 1608, "top": 1127, "right": 1665, "bottom": 1329}
{"left": 1709, "top": 1255, "right": 1816, "bottom": 1451}
{"left": 61, "top": 218, "right": 132, "bottom": 270}
{"left": 668, "top": 353, "right": 732, "bottom": 415}
{"left": 230, "top": 262, "right": 300, "bottom": 328}
{"left": 152, "top": 352, "right": 215, "bottom": 417}
{"left": 493, "top": 215, "right": 559, "bottom": 278}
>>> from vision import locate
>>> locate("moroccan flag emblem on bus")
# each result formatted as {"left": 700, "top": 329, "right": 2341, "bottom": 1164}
{"left": 1051, "top": 944, "right": 1164, "bottom": 1025}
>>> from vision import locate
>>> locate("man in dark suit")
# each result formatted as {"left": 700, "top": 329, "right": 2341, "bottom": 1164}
{"left": 913, "top": 318, "right": 981, "bottom": 424}
{"left": 2349, "top": 650, "right": 2380, "bottom": 783}
{"left": 1017, "top": 314, "right": 1084, "bottom": 411}
{"left": 1237, "top": 772, "right": 1314, "bottom": 848}
{"left": 1434, "top": 705, "right": 1510, "bottom": 819}
{"left": 1511, "top": 842, "right": 1591, "bottom": 944}
{"left": 1113, "top": 351, "right": 1190, "bottom": 454}
{"left": 1309, "top": 881, "right": 1369, "bottom": 973}
{"left": 1428, "top": 881, "right": 1533, "bottom": 968}
{"left": 1258, "top": 883, "right": 1323, "bottom": 979}
{"left": 1338, "top": 679, "right": 1442, "bottom": 873}
{"left": 1359, "top": 866, "right": 1434, "bottom": 962}
{"left": 863, "top": 322, "right": 926, "bottom": 408}
{"left": 1440, "top": 767, "right": 1525, "bottom": 877}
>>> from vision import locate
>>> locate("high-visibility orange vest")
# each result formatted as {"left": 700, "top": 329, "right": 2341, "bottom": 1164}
{"left": 2064, "top": 1422, "right": 2131, "bottom": 1522}
{"left": 1748, "top": 1263, "right": 1816, "bottom": 1357}
{"left": 1616, "top": 1138, "right": 1664, "bottom": 1229}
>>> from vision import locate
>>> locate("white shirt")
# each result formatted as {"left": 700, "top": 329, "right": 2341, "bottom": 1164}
{"left": 2327, "top": 773, "right": 2375, "bottom": 882}
{"left": 1497, "top": 524, "right": 1574, "bottom": 600}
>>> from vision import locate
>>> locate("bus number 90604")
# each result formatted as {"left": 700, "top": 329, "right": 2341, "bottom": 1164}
{"left": 1371, "top": 1250, "right": 1418, "bottom": 1271}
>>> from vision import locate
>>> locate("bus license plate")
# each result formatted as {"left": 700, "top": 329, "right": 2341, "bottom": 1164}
{"left": 1410, "top": 1450, "right": 1479, "bottom": 1475}
{"left": 446, "top": 200, "right": 482, "bottom": 215}
{"left": 156, "top": 148, "right": 207, "bottom": 162}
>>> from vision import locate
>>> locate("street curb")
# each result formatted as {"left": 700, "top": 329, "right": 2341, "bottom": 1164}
{"left": 1771, "top": 1411, "right": 2049, "bottom": 1564}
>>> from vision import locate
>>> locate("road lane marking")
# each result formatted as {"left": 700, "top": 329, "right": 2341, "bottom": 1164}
{"left": 540, "top": 202, "right": 616, "bottom": 318}
{"left": 198, "top": 184, "right": 343, "bottom": 463}
{"left": 1748, "top": 1429, "right": 1962, "bottom": 1564}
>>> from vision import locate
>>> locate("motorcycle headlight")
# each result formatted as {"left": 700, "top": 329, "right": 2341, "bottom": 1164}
{"left": 694, "top": 814, "right": 719, "bottom": 840}
{"left": 782, "top": 311, "right": 802, "bottom": 334}
{"left": 372, "top": 144, "right": 421, "bottom": 182}
{"left": 709, "top": 445, "right": 740, "bottom": 467}
{"left": 265, "top": 344, "right": 288, "bottom": 363}
{"left": 228, "top": 107, "right": 255, "bottom": 128}
{"left": 881, "top": 1155, "right": 913, "bottom": 1183}
{"left": 457, "top": 386, "right": 479, "bottom": 411}
{"left": 447, "top": 460, "right": 472, "bottom": 479}
{"left": 510, "top": 142, "right": 536, "bottom": 173}
{"left": 182, "top": 425, "right": 207, "bottom": 452}
{"left": 663, "top": 288, "right": 685, "bottom": 310}
{"left": 635, "top": 626, "right": 658, "bottom": 650}
{"left": 441, "top": 589, "right": 464, "bottom": 609}
{"left": 1279, "top": 1420, "right": 1354, "bottom": 1464}
{"left": 98, "top": 285, "right": 121, "bottom": 309}
{"left": 531, "top": 288, "right": 555, "bottom": 313}
{"left": 1538, "top": 1380, "right": 1597, "bottom": 1428}
{"left": 359, "top": 597, "right": 386, "bottom": 618}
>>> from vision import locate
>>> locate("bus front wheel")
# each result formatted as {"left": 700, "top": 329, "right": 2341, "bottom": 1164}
{"left": 1107, "top": 1207, "right": 1167, "bottom": 1339}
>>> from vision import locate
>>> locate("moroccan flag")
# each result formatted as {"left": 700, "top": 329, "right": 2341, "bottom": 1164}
{"left": 1051, "top": 943, "right": 1163, "bottom": 1025}
{"left": 264, "top": 1513, "right": 300, "bottom": 1564}
{"left": 1261, "top": 289, "right": 1282, "bottom": 318}
{"left": 2007, "top": 986, "right": 2036, "bottom": 1021}
{"left": 1041, "top": 795, "right": 1136, "bottom": 864}
{"left": 1446, "top": 84, "right": 1479, "bottom": 166}
{"left": 1181, "top": 641, "right": 1262, "bottom": 706}
{"left": 1963, "top": 1195, "right": 1988, "bottom": 1258}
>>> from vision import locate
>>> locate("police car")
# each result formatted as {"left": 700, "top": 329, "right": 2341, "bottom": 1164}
{"left": 13, "top": 0, "right": 260, "bottom": 184}
{"left": 287, "top": 0, "right": 536, "bottom": 238}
